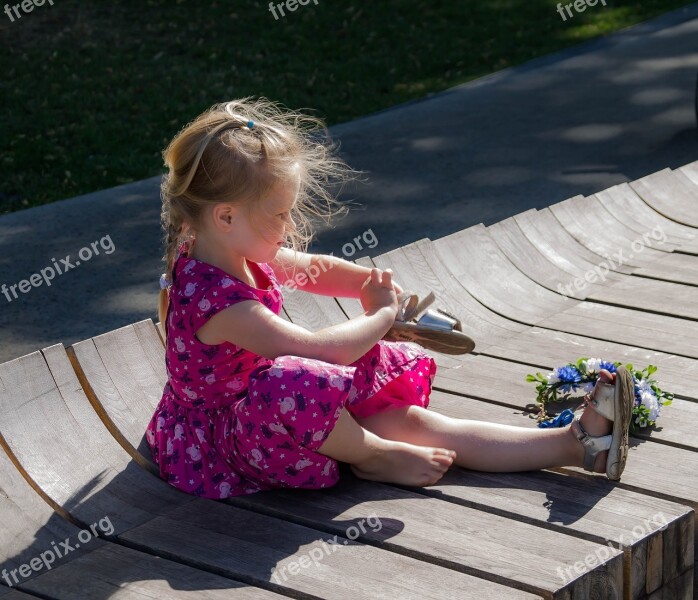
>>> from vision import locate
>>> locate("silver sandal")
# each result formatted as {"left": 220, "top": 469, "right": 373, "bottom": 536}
{"left": 569, "top": 366, "right": 634, "bottom": 481}
{"left": 382, "top": 291, "right": 476, "bottom": 355}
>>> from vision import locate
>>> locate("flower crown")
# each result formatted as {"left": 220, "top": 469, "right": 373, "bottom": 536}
{"left": 526, "top": 358, "right": 673, "bottom": 434}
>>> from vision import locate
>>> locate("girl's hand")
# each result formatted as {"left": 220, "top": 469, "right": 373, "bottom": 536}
{"left": 360, "top": 268, "right": 397, "bottom": 314}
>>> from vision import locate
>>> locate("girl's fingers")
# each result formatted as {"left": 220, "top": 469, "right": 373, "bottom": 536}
{"left": 382, "top": 269, "right": 393, "bottom": 288}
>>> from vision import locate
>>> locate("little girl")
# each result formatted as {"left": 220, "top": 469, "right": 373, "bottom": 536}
{"left": 146, "top": 97, "right": 634, "bottom": 500}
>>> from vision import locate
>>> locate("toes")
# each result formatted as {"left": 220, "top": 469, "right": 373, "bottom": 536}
{"left": 432, "top": 449, "right": 456, "bottom": 467}
{"left": 599, "top": 369, "right": 616, "bottom": 384}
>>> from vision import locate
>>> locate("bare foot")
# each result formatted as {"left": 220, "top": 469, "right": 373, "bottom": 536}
{"left": 575, "top": 369, "right": 615, "bottom": 473}
{"left": 350, "top": 440, "right": 456, "bottom": 487}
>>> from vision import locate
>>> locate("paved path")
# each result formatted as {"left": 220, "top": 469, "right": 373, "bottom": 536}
{"left": 2, "top": 3, "right": 698, "bottom": 363}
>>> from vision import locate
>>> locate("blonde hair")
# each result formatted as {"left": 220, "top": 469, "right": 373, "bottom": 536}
{"left": 157, "top": 96, "right": 361, "bottom": 341}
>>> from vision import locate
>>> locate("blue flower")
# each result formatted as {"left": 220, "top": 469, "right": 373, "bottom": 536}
{"left": 555, "top": 365, "right": 582, "bottom": 393}
{"left": 599, "top": 361, "right": 617, "bottom": 373}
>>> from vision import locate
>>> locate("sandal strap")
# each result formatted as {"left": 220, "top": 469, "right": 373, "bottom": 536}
{"left": 396, "top": 291, "right": 436, "bottom": 322}
{"left": 395, "top": 291, "right": 463, "bottom": 332}
{"left": 570, "top": 416, "right": 612, "bottom": 472}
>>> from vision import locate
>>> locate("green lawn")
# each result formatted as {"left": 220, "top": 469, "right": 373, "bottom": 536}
{"left": 0, "top": 0, "right": 693, "bottom": 214}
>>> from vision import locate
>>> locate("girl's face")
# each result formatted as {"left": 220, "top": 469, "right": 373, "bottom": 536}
{"left": 238, "top": 175, "right": 299, "bottom": 263}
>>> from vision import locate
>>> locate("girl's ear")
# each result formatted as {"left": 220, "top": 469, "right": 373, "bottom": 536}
{"left": 211, "top": 203, "right": 238, "bottom": 231}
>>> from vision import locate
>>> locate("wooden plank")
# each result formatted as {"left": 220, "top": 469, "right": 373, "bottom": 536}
{"left": 121, "top": 496, "right": 542, "bottom": 600}
{"left": 0, "top": 441, "right": 106, "bottom": 587}
{"left": 232, "top": 477, "right": 624, "bottom": 599}
{"left": 594, "top": 183, "right": 698, "bottom": 254}
{"left": 0, "top": 588, "right": 40, "bottom": 599}
{"left": 538, "top": 301, "right": 698, "bottom": 360}
{"left": 20, "top": 543, "right": 285, "bottom": 600}
{"left": 586, "top": 275, "right": 698, "bottom": 321}
{"left": 646, "top": 567, "right": 695, "bottom": 600}
{"left": 477, "top": 325, "right": 698, "bottom": 401}
{"left": 584, "top": 193, "right": 684, "bottom": 254}
{"left": 630, "top": 169, "right": 698, "bottom": 229}
{"left": 549, "top": 196, "right": 669, "bottom": 267}
{"left": 514, "top": 208, "right": 633, "bottom": 278}
{"left": 633, "top": 252, "right": 698, "bottom": 286}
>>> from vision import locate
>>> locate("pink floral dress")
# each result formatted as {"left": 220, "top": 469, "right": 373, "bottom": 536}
{"left": 146, "top": 239, "right": 437, "bottom": 499}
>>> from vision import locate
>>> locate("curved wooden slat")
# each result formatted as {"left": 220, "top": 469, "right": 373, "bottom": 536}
{"left": 433, "top": 224, "right": 574, "bottom": 324}
{"left": 489, "top": 217, "right": 609, "bottom": 300}
{"left": 540, "top": 300, "right": 698, "bottom": 360}
{"left": 630, "top": 169, "right": 698, "bottom": 229}
{"left": 513, "top": 209, "right": 633, "bottom": 278}
{"left": 594, "top": 183, "right": 698, "bottom": 253}
{"left": 432, "top": 225, "right": 698, "bottom": 359}
{"left": 553, "top": 196, "right": 670, "bottom": 267}
{"left": 372, "top": 240, "right": 529, "bottom": 349}
{"left": 490, "top": 216, "right": 698, "bottom": 321}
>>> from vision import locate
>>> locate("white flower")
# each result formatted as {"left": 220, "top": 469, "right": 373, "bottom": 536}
{"left": 636, "top": 379, "right": 653, "bottom": 395}
{"left": 640, "top": 390, "right": 660, "bottom": 421}
{"left": 585, "top": 358, "right": 602, "bottom": 374}
{"left": 547, "top": 369, "right": 560, "bottom": 384}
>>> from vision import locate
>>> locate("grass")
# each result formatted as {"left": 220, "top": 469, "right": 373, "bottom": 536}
{"left": 0, "top": 0, "right": 693, "bottom": 214}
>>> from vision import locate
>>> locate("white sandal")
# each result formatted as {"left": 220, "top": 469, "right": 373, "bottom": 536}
{"left": 569, "top": 366, "right": 634, "bottom": 480}
{"left": 382, "top": 291, "right": 476, "bottom": 355}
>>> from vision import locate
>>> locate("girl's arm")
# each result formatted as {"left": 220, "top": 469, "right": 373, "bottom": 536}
{"left": 269, "top": 248, "right": 404, "bottom": 298}
{"left": 198, "top": 296, "right": 397, "bottom": 366}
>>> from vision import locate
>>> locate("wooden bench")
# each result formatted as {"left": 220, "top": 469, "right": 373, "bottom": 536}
{"left": 2, "top": 160, "right": 698, "bottom": 599}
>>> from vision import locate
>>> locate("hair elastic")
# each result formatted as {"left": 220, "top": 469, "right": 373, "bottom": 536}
{"left": 247, "top": 120, "right": 255, "bottom": 129}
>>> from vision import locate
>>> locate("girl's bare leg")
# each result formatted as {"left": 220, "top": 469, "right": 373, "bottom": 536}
{"left": 316, "top": 407, "right": 457, "bottom": 486}
{"left": 354, "top": 372, "right": 617, "bottom": 474}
